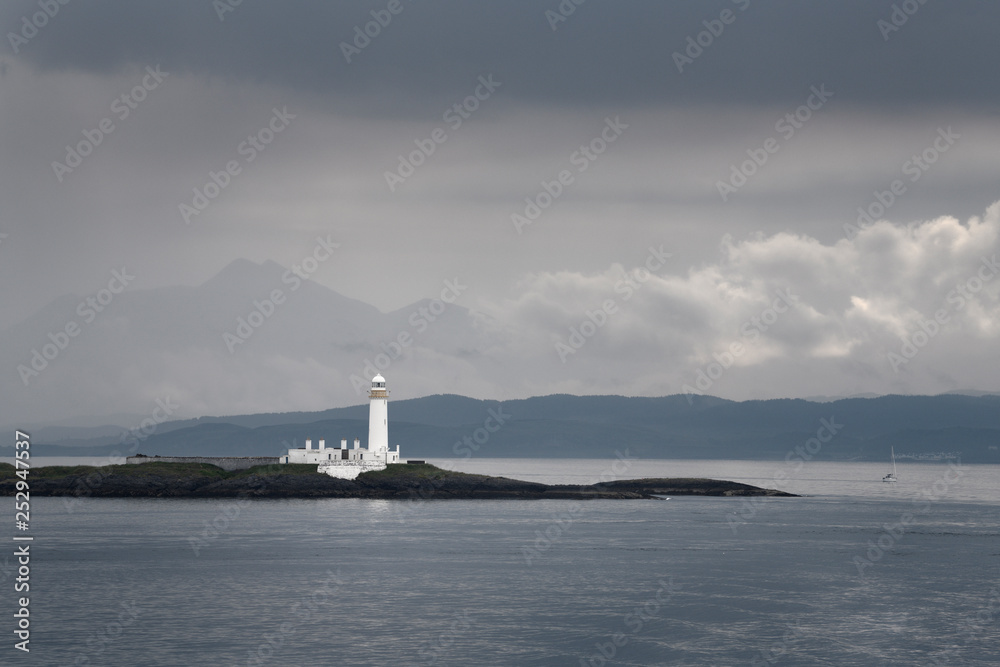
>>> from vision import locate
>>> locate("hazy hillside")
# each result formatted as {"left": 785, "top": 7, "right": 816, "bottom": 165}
{"left": 0, "top": 258, "right": 499, "bottom": 425}
{"left": 16, "top": 393, "right": 1000, "bottom": 463}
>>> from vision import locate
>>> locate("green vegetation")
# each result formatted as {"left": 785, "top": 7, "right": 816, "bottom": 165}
{"left": 357, "top": 462, "right": 487, "bottom": 481}
{"left": 230, "top": 463, "right": 322, "bottom": 478}
{"left": 0, "top": 461, "right": 471, "bottom": 483}
{"left": 0, "top": 461, "right": 323, "bottom": 482}
{"left": 0, "top": 461, "right": 791, "bottom": 498}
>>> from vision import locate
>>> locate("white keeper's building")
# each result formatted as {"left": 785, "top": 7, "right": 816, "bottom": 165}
{"left": 281, "top": 373, "right": 400, "bottom": 479}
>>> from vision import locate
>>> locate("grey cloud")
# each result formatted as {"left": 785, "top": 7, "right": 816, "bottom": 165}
{"left": 2, "top": 0, "right": 999, "bottom": 422}
{"left": 5, "top": 204, "right": 996, "bottom": 423}
{"left": 3, "top": 0, "right": 999, "bottom": 114}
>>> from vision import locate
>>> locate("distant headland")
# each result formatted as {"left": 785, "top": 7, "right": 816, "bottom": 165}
{"left": 15, "top": 393, "right": 999, "bottom": 463}
{"left": 0, "top": 461, "right": 795, "bottom": 500}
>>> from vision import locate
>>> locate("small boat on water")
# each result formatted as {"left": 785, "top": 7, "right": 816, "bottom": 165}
{"left": 882, "top": 447, "right": 898, "bottom": 483}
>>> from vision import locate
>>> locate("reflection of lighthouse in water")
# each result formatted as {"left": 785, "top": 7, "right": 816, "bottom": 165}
{"left": 368, "top": 373, "right": 389, "bottom": 455}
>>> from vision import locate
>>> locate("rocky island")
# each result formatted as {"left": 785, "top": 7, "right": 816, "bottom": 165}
{"left": 0, "top": 461, "right": 795, "bottom": 500}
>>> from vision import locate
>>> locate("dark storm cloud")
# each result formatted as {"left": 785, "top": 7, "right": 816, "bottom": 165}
{"left": 2, "top": 0, "right": 999, "bottom": 420}
{"left": 4, "top": 0, "right": 999, "bottom": 114}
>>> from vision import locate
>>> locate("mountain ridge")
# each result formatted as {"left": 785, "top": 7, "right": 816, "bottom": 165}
{"left": 9, "top": 393, "right": 999, "bottom": 464}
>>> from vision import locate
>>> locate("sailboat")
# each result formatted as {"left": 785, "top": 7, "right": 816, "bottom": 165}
{"left": 882, "top": 447, "right": 898, "bottom": 483}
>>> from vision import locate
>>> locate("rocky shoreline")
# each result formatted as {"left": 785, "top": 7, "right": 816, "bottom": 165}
{"left": 0, "top": 462, "right": 797, "bottom": 500}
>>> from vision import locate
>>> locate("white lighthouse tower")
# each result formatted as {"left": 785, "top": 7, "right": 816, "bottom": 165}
{"left": 368, "top": 373, "right": 389, "bottom": 454}
{"left": 284, "top": 372, "right": 399, "bottom": 478}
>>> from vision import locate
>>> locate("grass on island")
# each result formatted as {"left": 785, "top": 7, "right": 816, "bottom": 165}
{"left": 356, "top": 462, "right": 483, "bottom": 481}
{"left": 0, "top": 460, "right": 469, "bottom": 483}
{"left": 0, "top": 461, "right": 324, "bottom": 482}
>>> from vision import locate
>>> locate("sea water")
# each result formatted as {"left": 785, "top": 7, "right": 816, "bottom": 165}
{"left": 2, "top": 460, "right": 998, "bottom": 666}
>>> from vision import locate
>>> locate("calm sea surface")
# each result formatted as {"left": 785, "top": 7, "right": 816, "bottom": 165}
{"left": 3, "top": 459, "right": 998, "bottom": 666}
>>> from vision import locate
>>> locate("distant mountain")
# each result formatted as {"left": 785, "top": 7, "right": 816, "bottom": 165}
{"left": 17, "top": 393, "right": 1000, "bottom": 463}
{"left": 0, "top": 258, "right": 502, "bottom": 424}
{"left": 6, "top": 258, "right": 1000, "bottom": 429}
{"left": 801, "top": 393, "right": 885, "bottom": 402}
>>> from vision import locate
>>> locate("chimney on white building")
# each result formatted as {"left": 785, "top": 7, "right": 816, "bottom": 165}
{"left": 305, "top": 439, "right": 312, "bottom": 451}
{"left": 319, "top": 439, "right": 325, "bottom": 451}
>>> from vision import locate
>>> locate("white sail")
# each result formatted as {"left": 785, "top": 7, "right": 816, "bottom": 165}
{"left": 882, "top": 447, "right": 897, "bottom": 483}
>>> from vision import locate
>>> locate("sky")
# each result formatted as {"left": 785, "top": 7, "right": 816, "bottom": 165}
{"left": 1, "top": 0, "right": 999, "bottom": 424}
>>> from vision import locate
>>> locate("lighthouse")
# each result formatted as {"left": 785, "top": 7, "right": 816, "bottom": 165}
{"left": 368, "top": 373, "right": 389, "bottom": 454}
{"left": 282, "top": 372, "right": 400, "bottom": 478}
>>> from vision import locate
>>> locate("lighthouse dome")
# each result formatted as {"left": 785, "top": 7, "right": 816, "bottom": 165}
{"left": 371, "top": 374, "right": 386, "bottom": 389}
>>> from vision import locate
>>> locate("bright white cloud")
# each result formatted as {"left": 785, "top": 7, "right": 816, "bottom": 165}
{"left": 479, "top": 202, "right": 1000, "bottom": 400}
